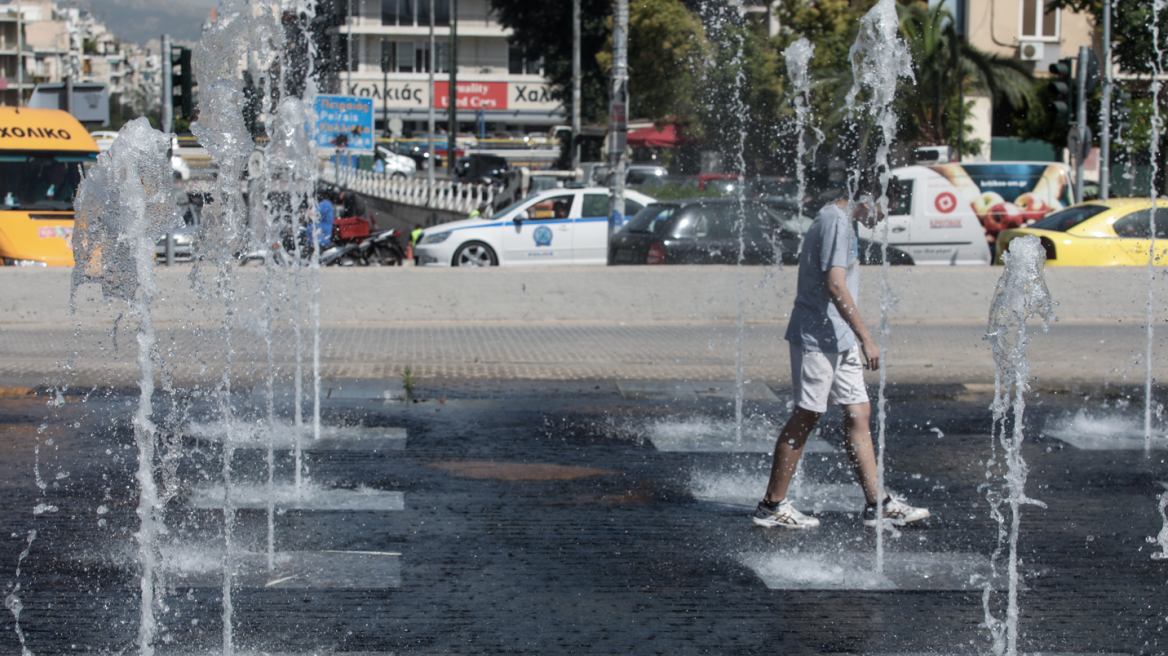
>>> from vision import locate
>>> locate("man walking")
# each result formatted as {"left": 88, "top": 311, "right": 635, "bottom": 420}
{"left": 753, "top": 181, "right": 929, "bottom": 529}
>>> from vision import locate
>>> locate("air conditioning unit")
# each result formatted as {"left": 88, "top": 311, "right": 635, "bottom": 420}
{"left": 1019, "top": 41, "right": 1043, "bottom": 61}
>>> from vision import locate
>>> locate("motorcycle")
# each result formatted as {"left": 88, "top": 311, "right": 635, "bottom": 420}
{"left": 238, "top": 227, "right": 358, "bottom": 267}
{"left": 354, "top": 228, "right": 407, "bottom": 266}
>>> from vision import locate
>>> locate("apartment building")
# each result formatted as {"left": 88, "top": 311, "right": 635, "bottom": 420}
{"left": 330, "top": 0, "right": 563, "bottom": 136}
{"left": 961, "top": 0, "right": 1097, "bottom": 161}
{"left": 0, "top": 9, "right": 21, "bottom": 106}
{"left": 0, "top": 0, "right": 160, "bottom": 116}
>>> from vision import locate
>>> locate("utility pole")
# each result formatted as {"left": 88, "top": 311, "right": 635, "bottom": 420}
{"left": 608, "top": 0, "right": 628, "bottom": 236}
{"left": 346, "top": 0, "right": 353, "bottom": 94}
{"left": 161, "top": 33, "right": 173, "bottom": 134}
{"left": 1075, "top": 45, "right": 1089, "bottom": 205}
{"left": 381, "top": 38, "right": 390, "bottom": 140}
{"left": 571, "top": 0, "right": 581, "bottom": 170}
{"left": 427, "top": 0, "right": 435, "bottom": 195}
{"left": 448, "top": 0, "right": 457, "bottom": 176}
{"left": 1100, "top": 0, "right": 1112, "bottom": 200}
{"left": 15, "top": 0, "right": 21, "bottom": 106}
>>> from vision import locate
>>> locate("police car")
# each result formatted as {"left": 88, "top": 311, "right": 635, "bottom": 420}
{"left": 415, "top": 187, "right": 656, "bottom": 266}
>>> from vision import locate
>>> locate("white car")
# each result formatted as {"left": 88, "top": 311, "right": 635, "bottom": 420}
{"left": 415, "top": 187, "right": 656, "bottom": 267}
{"left": 89, "top": 130, "right": 119, "bottom": 153}
{"left": 375, "top": 145, "right": 418, "bottom": 179}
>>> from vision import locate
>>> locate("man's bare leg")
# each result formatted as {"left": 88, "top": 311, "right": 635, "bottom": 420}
{"left": 842, "top": 402, "right": 882, "bottom": 505}
{"left": 763, "top": 406, "right": 821, "bottom": 504}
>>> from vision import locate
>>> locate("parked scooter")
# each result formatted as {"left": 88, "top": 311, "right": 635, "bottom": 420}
{"left": 238, "top": 226, "right": 357, "bottom": 267}
{"left": 355, "top": 228, "right": 407, "bottom": 266}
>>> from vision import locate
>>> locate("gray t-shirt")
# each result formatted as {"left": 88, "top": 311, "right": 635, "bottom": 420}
{"left": 784, "top": 203, "right": 860, "bottom": 353}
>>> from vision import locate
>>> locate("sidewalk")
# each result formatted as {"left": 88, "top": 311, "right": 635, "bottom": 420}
{"left": 0, "top": 319, "right": 1159, "bottom": 389}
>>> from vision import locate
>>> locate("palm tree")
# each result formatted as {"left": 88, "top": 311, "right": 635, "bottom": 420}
{"left": 897, "top": 2, "right": 1034, "bottom": 156}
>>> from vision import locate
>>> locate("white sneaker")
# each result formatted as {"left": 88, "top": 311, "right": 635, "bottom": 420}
{"left": 862, "top": 494, "right": 930, "bottom": 527}
{"left": 752, "top": 499, "right": 821, "bottom": 529}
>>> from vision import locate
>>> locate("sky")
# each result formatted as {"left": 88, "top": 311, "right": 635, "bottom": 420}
{"left": 78, "top": 0, "right": 218, "bottom": 45}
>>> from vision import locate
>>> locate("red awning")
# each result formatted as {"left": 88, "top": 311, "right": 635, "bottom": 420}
{"left": 626, "top": 124, "right": 697, "bottom": 147}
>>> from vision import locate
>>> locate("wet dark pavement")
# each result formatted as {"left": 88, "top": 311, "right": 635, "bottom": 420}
{"left": 0, "top": 379, "right": 1165, "bottom": 655}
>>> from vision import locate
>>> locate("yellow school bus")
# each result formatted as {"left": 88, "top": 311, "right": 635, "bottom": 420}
{"left": 0, "top": 106, "right": 99, "bottom": 266}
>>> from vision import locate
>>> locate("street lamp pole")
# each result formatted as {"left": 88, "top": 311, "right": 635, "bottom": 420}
{"left": 161, "top": 33, "right": 172, "bottom": 134}
{"left": 448, "top": 0, "right": 457, "bottom": 176}
{"left": 1100, "top": 0, "right": 1112, "bottom": 200}
{"left": 427, "top": 0, "right": 435, "bottom": 199}
{"left": 346, "top": 0, "right": 353, "bottom": 94}
{"left": 16, "top": 0, "right": 22, "bottom": 106}
{"left": 572, "top": 0, "right": 580, "bottom": 170}
{"left": 608, "top": 0, "right": 628, "bottom": 236}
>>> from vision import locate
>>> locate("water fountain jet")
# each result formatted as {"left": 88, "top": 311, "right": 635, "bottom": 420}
{"left": 842, "top": 0, "right": 914, "bottom": 573}
{"left": 72, "top": 117, "right": 183, "bottom": 656}
{"left": 983, "top": 234, "right": 1054, "bottom": 656}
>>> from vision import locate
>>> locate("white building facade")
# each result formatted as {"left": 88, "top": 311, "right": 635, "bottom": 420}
{"left": 334, "top": 0, "right": 564, "bottom": 136}
{"left": 0, "top": 0, "right": 160, "bottom": 116}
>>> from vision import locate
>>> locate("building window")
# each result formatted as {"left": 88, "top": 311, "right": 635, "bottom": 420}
{"left": 384, "top": 0, "right": 449, "bottom": 26}
{"left": 508, "top": 44, "right": 542, "bottom": 75}
{"left": 414, "top": 41, "right": 430, "bottom": 73}
{"left": 344, "top": 34, "right": 359, "bottom": 72}
{"left": 396, "top": 41, "right": 414, "bottom": 72}
{"left": 1020, "top": 0, "right": 1058, "bottom": 40}
{"left": 380, "top": 38, "right": 395, "bottom": 72}
{"left": 382, "top": 0, "right": 413, "bottom": 26}
{"left": 434, "top": 0, "right": 451, "bottom": 27}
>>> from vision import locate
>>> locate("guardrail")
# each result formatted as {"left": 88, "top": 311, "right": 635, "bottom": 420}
{"left": 322, "top": 166, "right": 496, "bottom": 218}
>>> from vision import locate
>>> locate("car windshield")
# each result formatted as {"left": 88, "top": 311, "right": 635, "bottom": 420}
{"left": 624, "top": 204, "right": 679, "bottom": 234}
{"left": 626, "top": 169, "right": 664, "bottom": 186}
{"left": 1111, "top": 208, "right": 1168, "bottom": 239}
{"left": 686, "top": 204, "right": 789, "bottom": 240}
{"left": 748, "top": 179, "right": 797, "bottom": 198}
{"left": 1029, "top": 204, "right": 1108, "bottom": 232}
{"left": 0, "top": 153, "right": 94, "bottom": 211}
{"left": 706, "top": 179, "right": 741, "bottom": 195}
{"left": 490, "top": 197, "right": 532, "bottom": 219}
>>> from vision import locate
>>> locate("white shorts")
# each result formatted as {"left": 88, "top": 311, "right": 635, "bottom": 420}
{"left": 789, "top": 343, "right": 870, "bottom": 413}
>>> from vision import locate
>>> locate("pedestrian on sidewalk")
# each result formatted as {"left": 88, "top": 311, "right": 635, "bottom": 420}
{"left": 753, "top": 177, "right": 929, "bottom": 530}
{"left": 409, "top": 223, "right": 424, "bottom": 264}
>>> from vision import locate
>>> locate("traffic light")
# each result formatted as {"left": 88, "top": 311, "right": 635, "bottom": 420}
{"left": 171, "top": 46, "right": 195, "bottom": 123}
{"left": 1049, "top": 58, "right": 1075, "bottom": 125}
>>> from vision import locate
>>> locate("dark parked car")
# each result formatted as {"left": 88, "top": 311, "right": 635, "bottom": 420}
{"left": 609, "top": 198, "right": 809, "bottom": 266}
{"left": 455, "top": 154, "right": 508, "bottom": 185}
{"left": 608, "top": 198, "right": 912, "bottom": 266}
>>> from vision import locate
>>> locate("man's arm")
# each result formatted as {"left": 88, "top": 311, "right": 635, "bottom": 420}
{"left": 825, "top": 266, "right": 879, "bottom": 370}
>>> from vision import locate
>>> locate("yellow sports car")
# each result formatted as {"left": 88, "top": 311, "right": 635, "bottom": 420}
{"left": 996, "top": 198, "right": 1168, "bottom": 266}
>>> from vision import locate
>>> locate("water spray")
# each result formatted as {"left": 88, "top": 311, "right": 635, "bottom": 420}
{"left": 983, "top": 235, "right": 1054, "bottom": 656}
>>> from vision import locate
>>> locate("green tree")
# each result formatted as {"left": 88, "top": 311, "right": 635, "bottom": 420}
{"left": 596, "top": 0, "right": 706, "bottom": 122}
{"left": 489, "top": 0, "right": 613, "bottom": 125}
{"left": 695, "top": 12, "right": 785, "bottom": 175}
{"left": 896, "top": 2, "right": 1033, "bottom": 156}
{"left": 1046, "top": 0, "right": 1168, "bottom": 76}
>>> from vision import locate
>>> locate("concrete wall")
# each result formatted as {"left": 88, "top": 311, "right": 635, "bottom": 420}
{"left": 3, "top": 265, "right": 1165, "bottom": 327}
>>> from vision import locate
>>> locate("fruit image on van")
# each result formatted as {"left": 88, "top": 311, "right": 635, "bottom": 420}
{"left": 931, "top": 162, "right": 1072, "bottom": 243}
{"left": 0, "top": 106, "right": 99, "bottom": 266}
{"left": 854, "top": 162, "right": 1074, "bottom": 266}
{"left": 856, "top": 166, "right": 992, "bottom": 265}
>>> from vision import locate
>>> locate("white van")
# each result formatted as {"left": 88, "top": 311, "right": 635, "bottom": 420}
{"left": 856, "top": 165, "right": 991, "bottom": 265}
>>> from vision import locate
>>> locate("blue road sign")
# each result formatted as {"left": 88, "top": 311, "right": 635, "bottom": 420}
{"left": 314, "top": 95, "right": 374, "bottom": 152}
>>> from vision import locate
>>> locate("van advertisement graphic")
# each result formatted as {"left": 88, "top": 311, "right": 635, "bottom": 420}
{"left": 931, "top": 163, "right": 1072, "bottom": 237}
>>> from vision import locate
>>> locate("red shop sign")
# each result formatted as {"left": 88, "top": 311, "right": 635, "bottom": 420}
{"left": 435, "top": 82, "right": 508, "bottom": 110}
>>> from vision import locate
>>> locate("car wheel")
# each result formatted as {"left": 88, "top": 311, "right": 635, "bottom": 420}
{"left": 453, "top": 241, "right": 497, "bottom": 267}
{"left": 392, "top": 172, "right": 406, "bottom": 180}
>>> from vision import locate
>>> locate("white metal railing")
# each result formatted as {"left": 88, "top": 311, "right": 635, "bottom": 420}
{"left": 322, "top": 166, "right": 495, "bottom": 218}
